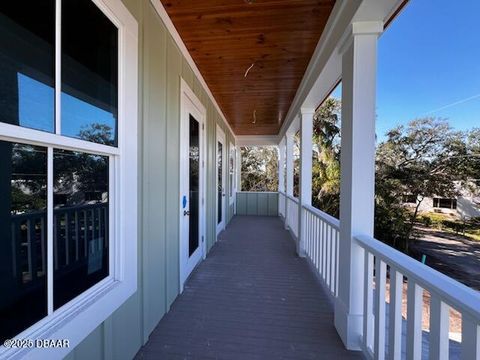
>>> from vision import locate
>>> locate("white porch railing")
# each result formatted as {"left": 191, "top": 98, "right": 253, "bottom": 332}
{"left": 278, "top": 191, "right": 286, "bottom": 218}
{"left": 302, "top": 205, "right": 339, "bottom": 298}
{"left": 280, "top": 199, "right": 479, "bottom": 359}
{"left": 285, "top": 194, "right": 299, "bottom": 238}
{"left": 356, "top": 234, "right": 480, "bottom": 360}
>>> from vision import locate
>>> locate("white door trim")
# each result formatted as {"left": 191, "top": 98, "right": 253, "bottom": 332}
{"left": 216, "top": 125, "right": 226, "bottom": 236}
{"left": 179, "top": 79, "right": 206, "bottom": 292}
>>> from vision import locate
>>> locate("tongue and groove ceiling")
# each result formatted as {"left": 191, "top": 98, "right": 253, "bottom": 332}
{"left": 160, "top": 0, "right": 336, "bottom": 135}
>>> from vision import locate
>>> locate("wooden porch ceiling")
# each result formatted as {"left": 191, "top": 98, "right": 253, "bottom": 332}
{"left": 161, "top": 0, "right": 336, "bottom": 136}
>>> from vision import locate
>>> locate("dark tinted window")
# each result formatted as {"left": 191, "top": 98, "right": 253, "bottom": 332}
{"left": 189, "top": 115, "right": 200, "bottom": 256}
{"left": 0, "top": 2, "right": 55, "bottom": 132}
{"left": 218, "top": 142, "right": 223, "bottom": 224}
{"left": 53, "top": 149, "right": 109, "bottom": 309}
{"left": 61, "top": 0, "right": 118, "bottom": 146}
{"left": 0, "top": 142, "right": 47, "bottom": 342}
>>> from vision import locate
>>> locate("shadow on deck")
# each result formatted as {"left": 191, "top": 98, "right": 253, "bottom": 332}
{"left": 135, "top": 216, "right": 362, "bottom": 359}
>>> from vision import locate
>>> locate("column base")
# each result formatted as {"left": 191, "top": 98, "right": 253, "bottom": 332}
{"left": 334, "top": 297, "right": 363, "bottom": 351}
{"left": 296, "top": 241, "right": 306, "bottom": 258}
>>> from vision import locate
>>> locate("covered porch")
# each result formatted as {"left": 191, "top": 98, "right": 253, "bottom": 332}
{"left": 136, "top": 215, "right": 361, "bottom": 359}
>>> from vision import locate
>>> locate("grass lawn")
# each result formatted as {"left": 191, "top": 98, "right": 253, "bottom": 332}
{"left": 419, "top": 212, "right": 480, "bottom": 242}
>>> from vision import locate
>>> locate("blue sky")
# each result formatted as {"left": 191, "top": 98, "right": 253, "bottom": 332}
{"left": 18, "top": 72, "right": 115, "bottom": 142}
{"left": 376, "top": 0, "right": 480, "bottom": 139}
{"left": 18, "top": 73, "right": 54, "bottom": 132}
{"left": 330, "top": 0, "right": 480, "bottom": 141}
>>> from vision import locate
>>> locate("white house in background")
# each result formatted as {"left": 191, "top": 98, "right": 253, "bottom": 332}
{"left": 403, "top": 181, "right": 480, "bottom": 219}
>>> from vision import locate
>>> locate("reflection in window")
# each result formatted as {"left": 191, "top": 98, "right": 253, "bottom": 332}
{"left": 189, "top": 115, "right": 200, "bottom": 256}
{"left": 61, "top": 0, "right": 118, "bottom": 146}
{"left": 0, "top": 2, "right": 55, "bottom": 132}
{"left": 0, "top": 141, "right": 47, "bottom": 342}
{"left": 53, "top": 149, "right": 109, "bottom": 309}
{"left": 18, "top": 73, "right": 55, "bottom": 132}
{"left": 229, "top": 147, "right": 235, "bottom": 198}
{"left": 218, "top": 142, "right": 223, "bottom": 224}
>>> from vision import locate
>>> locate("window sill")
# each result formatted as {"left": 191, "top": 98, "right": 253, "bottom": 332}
{"left": 0, "top": 277, "right": 136, "bottom": 360}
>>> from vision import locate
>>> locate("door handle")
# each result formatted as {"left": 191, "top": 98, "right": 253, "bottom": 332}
{"left": 184, "top": 210, "right": 190, "bottom": 216}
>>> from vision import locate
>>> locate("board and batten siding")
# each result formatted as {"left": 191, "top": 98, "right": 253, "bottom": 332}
{"left": 236, "top": 192, "right": 279, "bottom": 216}
{"left": 64, "top": 0, "right": 236, "bottom": 359}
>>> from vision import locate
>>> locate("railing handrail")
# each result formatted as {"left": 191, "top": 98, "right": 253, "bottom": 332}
{"left": 286, "top": 194, "right": 299, "bottom": 203}
{"left": 302, "top": 204, "right": 340, "bottom": 231}
{"left": 11, "top": 202, "right": 108, "bottom": 220}
{"left": 355, "top": 234, "right": 480, "bottom": 321}
{"left": 236, "top": 191, "right": 279, "bottom": 194}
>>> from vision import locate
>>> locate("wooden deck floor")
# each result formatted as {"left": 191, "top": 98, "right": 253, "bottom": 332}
{"left": 135, "top": 216, "right": 363, "bottom": 360}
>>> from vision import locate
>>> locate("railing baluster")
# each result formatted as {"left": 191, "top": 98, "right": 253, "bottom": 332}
{"left": 326, "top": 224, "right": 331, "bottom": 289}
{"left": 388, "top": 268, "right": 402, "bottom": 360}
{"left": 315, "top": 216, "right": 320, "bottom": 271}
{"left": 406, "top": 280, "right": 423, "bottom": 360}
{"left": 335, "top": 231, "right": 339, "bottom": 297}
{"left": 306, "top": 211, "right": 310, "bottom": 255}
{"left": 300, "top": 204, "right": 340, "bottom": 298}
{"left": 104, "top": 206, "right": 108, "bottom": 248}
{"left": 322, "top": 220, "right": 327, "bottom": 279}
{"left": 429, "top": 294, "right": 449, "bottom": 360}
{"left": 54, "top": 214, "right": 58, "bottom": 270}
{"left": 307, "top": 211, "right": 313, "bottom": 258}
{"left": 11, "top": 222, "right": 17, "bottom": 278}
{"left": 90, "top": 209, "right": 95, "bottom": 252}
{"left": 26, "top": 218, "right": 33, "bottom": 280}
{"left": 27, "top": 218, "right": 35, "bottom": 282}
{"left": 313, "top": 213, "right": 316, "bottom": 263}
{"left": 318, "top": 220, "right": 322, "bottom": 277}
{"left": 40, "top": 216, "right": 46, "bottom": 276}
{"left": 374, "top": 259, "right": 387, "bottom": 360}
{"left": 330, "top": 226, "right": 335, "bottom": 294}
{"left": 461, "top": 313, "right": 480, "bottom": 360}
{"left": 364, "top": 251, "right": 374, "bottom": 352}
{"left": 65, "top": 212, "right": 69, "bottom": 265}
{"left": 75, "top": 211, "right": 79, "bottom": 261}
{"left": 83, "top": 210, "right": 88, "bottom": 257}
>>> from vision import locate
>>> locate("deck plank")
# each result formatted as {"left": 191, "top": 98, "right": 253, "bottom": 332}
{"left": 135, "top": 216, "right": 362, "bottom": 359}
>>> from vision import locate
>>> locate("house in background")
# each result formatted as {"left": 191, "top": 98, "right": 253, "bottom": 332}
{"left": 404, "top": 181, "right": 480, "bottom": 219}
{"left": 0, "top": 0, "right": 479, "bottom": 360}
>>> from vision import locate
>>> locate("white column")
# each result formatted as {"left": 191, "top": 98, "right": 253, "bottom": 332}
{"left": 278, "top": 139, "right": 285, "bottom": 193}
{"left": 298, "top": 108, "right": 314, "bottom": 257}
{"left": 285, "top": 132, "right": 294, "bottom": 197}
{"left": 334, "top": 21, "right": 382, "bottom": 351}
{"left": 236, "top": 145, "right": 242, "bottom": 193}
{"left": 285, "top": 132, "right": 294, "bottom": 230}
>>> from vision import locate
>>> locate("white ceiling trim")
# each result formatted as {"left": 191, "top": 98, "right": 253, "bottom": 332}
{"left": 278, "top": 0, "right": 406, "bottom": 141}
{"left": 149, "top": 0, "right": 237, "bottom": 140}
{"left": 236, "top": 135, "right": 280, "bottom": 147}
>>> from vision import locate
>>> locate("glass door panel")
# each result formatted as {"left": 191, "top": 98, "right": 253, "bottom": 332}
{"left": 217, "top": 141, "right": 223, "bottom": 225}
{"left": 189, "top": 115, "right": 199, "bottom": 256}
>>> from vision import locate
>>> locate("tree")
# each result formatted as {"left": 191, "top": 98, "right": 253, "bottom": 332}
{"left": 375, "top": 118, "right": 468, "bottom": 252}
{"left": 240, "top": 146, "right": 278, "bottom": 191}
{"left": 311, "top": 98, "right": 342, "bottom": 217}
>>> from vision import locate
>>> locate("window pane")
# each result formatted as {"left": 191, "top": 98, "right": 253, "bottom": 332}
{"left": 218, "top": 142, "right": 223, "bottom": 224}
{"left": 0, "top": 142, "right": 47, "bottom": 342}
{"left": 53, "top": 149, "right": 109, "bottom": 309}
{"left": 61, "top": 0, "right": 118, "bottom": 146}
{"left": 189, "top": 115, "right": 199, "bottom": 256}
{"left": 0, "top": 2, "right": 55, "bottom": 132}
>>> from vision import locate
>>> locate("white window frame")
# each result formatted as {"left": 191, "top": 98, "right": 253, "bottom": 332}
{"left": 0, "top": 0, "right": 138, "bottom": 359}
{"left": 229, "top": 143, "right": 235, "bottom": 206}
{"left": 179, "top": 78, "right": 207, "bottom": 292}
